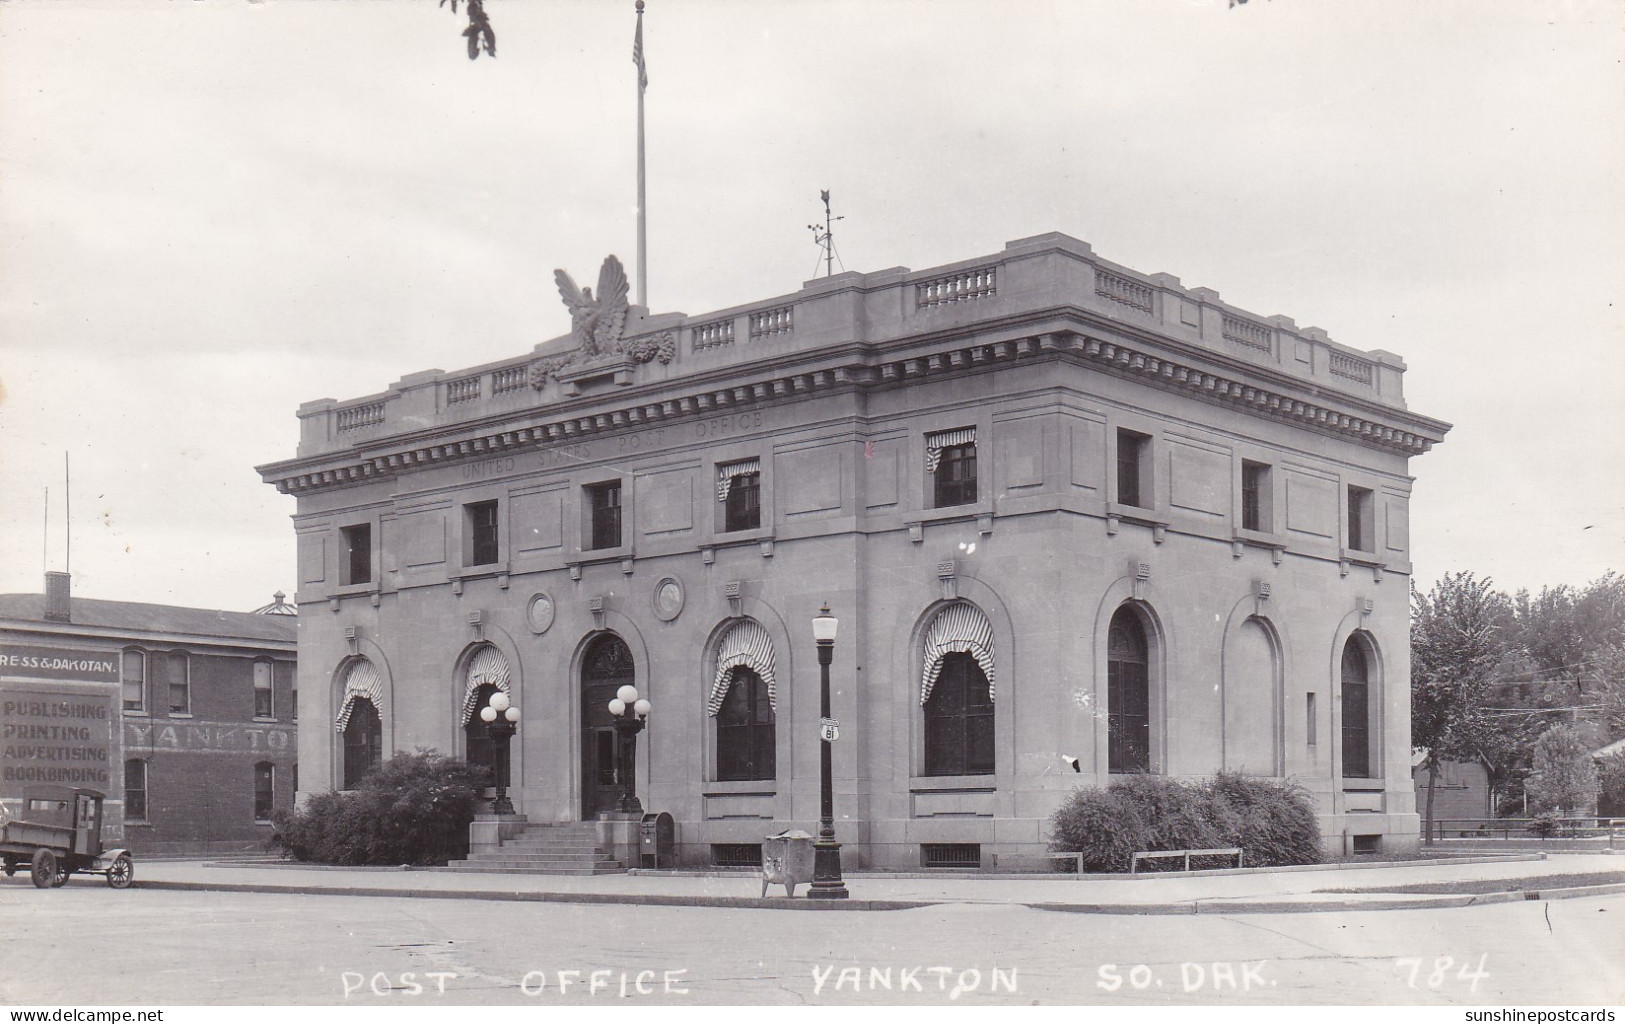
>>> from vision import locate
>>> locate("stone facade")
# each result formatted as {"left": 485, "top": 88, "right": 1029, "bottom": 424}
{"left": 258, "top": 233, "right": 1449, "bottom": 868}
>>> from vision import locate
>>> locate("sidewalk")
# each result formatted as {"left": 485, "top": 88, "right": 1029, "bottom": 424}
{"left": 97, "top": 850, "right": 1625, "bottom": 915}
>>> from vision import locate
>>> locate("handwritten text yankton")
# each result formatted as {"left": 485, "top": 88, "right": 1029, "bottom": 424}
{"left": 811, "top": 966, "right": 1017, "bottom": 999}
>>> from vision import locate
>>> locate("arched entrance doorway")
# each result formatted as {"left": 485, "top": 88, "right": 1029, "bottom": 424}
{"left": 580, "top": 633, "right": 634, "bottom": 819}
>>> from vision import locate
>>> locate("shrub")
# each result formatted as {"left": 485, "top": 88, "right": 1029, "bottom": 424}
{"left": 271, "top": 750, "right": 491, "bottom": 866}
{"left": 1205, "top": 772, "right": 1323, "bottom": 868}
{"left": 1047, "top": 785, "right": 1146, "bottom": 873}
{"left": 1047, "top": 771, "right": 1323, "bottom": 872}
{"left": 1525, "top": 812, "right": 1561, "bottom": 839}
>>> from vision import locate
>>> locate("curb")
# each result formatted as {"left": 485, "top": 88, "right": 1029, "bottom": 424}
{"left": 111, "top": 877, "right": 1625, "bottom": 915}
{"left": 131, "top": 879, "right": 932, "bottom": 912}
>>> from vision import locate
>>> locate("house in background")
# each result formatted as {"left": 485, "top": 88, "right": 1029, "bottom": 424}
{"left": 1593, "top": 736, "right": 1625, "bottom": 819}
{"left": 1411, "top": 750, "right": 1494, "bottom": 824}
{"left": 0, "top": 573, "right": 297, "bottom": 855}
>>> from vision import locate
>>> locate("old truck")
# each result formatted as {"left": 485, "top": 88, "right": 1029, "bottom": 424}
{"left": 0, "top": 787, "right": 133, "bottom": 889}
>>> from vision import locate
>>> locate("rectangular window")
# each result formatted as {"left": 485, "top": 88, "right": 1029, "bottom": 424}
{"left": 341, "top": 524, "right": 372, "bottom": 585}
{"left": 124, "top": 760, "right": 147, "bottom": 821}
{"left": 588, "top": 482, "right": 622, "bottom": 550}
{"left": 723, "top": 472, "right": 761, "bottom": 532}
{"left": 163, "top": 652, "right": 190, "bottom": 715}
{"left": 1117, "top": 429, "right": 1150, "bottom": 509}
{"left": 254, "top": 661, "right": 274, "bottom": 718}
{"left": 932, "top": 442, "right": 978, "bottom": 507}
{"left": 254, "top": 763, "right": 274, "bottom": 821}
{"left": 1348, "top": 485, "right": 1374, "bottom": 552}
{"left": 1242, "top": 460, "right": 1272, "bottom": 532}
{"left": 121, "top": 650, "right": 146, "bottom": 712}
{"left": 1306, "top": 692, "right": 1318, "bottom": 746}
{"left": 467, "top": 500, "right": 499, "bottom": 565}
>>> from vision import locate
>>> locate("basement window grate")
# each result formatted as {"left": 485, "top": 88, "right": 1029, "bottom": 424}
{"left": 1351, "top": 834, "right": 1382, "bottom": 855}
{"left": 711, "top": 843, "right": 763, "bottom": 868}
{"left": 921, "top": 843, "right": 981, "bottom": 869}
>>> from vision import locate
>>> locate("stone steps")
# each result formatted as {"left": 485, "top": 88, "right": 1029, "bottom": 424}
{"left": 448, "top": 822, "right": 625, "bottom": 875}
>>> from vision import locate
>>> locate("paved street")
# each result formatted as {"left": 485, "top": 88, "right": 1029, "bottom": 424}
{"left": 2, "top": 884, "right": 1621, "bottom": 1005}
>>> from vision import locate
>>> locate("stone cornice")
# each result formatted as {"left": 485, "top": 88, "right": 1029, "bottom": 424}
{"left": 257, "top": 323, "right": 1450, "bottom": 496}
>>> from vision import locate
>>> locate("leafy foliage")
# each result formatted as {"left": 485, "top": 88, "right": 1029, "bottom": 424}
{"left": 1410, "top": 572, "right": 1512, "bottom": 839}
{"left": 1526, "top": 724, "right": 1598, "bottom": 815}
{"left": 271, "top": 750, "right": 491, "bottom": 866}
{"left": 442, "top": 0, "right": 496, "bottom": 61}
{"left": 1047, "top": 772, "right": 1321, "bottom": 872}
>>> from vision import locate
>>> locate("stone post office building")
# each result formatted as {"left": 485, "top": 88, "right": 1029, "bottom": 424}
{"left": 257, "top": 232, "right": 1449, "bottom": 869}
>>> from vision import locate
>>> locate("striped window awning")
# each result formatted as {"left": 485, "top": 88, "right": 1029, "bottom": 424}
{"left": 716, "top": 458, "right": 761, "bottom": 502}
{"left": 920, "top": 603, "right": 995, "bottom": 705}
{"left": 925, "top": 427, "right": 976, "bottom": 474}
{"left": 707, "top": 620, "right": 777, "bottom": 716}
{"left": 335, "top": 658, "right": 385, "bottom": 733}
{"left": 459, "top": 645, "right": 513, "bottom": 724}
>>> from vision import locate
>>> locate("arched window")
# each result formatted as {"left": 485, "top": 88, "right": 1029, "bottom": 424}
{"left": 1341, "top": 637, "right": 1372, "bottom": 779}
{"left": 121, "top": 649, "right": 147, "bottom": 712}
{"left": 717, "top": 668, "right": 775, "bottom": 781}
{"left": 459, "top": 645, "right": 511, "bottom": 786}
{"left": 163, "top": 651, "right": 190, "bottom": 715}
{"left": 464, "top": 682, "right": 502, "bottom": 780}
{"left": 1108, "top": 608, "right": 1151, "bottom": 773}
{"left": 923, "top": 653, "right": 994, "bottom": 775}
{"left": 334, "top": 657, "right": 386, "bottom": 789}
{"left": 342, "top": 698, "right": 381, "bottom": 789}
{"left": 254, "top": 762, "right": 275, "bottom": 821}
{"left": 124, "top": 759, "right": 147, "bottom": 821}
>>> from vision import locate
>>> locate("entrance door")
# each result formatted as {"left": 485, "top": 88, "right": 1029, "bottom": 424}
{"left": 580, "top": 634, "right": 634, "bottom": 819}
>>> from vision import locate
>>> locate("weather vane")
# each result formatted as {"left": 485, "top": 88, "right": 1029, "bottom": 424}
{"left": 808, "top": 189, "right": 845, "bottom": 278}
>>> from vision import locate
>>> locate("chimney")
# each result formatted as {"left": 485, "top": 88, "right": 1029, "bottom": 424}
{"left": 44, "top": 571, "right": 72, "bottom": 623}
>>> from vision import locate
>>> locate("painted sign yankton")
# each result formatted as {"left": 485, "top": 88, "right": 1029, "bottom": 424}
{"left": 0, "top": 643, "right": 120, "bottom": 789}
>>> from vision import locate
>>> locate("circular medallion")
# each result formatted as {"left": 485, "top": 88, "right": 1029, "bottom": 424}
{"left": 652, "top": 576, "right": 684, "bottom": 622}
{"left": 526, "top": 592, "right": 556, "bottom": 634}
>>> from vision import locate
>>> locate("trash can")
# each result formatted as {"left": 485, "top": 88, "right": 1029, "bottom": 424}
{"left": 760, "top": 828, "right": 816, "bottom": 898}
{"left": 639, "top": 811, "right": 674, "bottom": 868}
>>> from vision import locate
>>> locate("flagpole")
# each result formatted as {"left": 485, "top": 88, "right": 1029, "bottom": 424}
{"left": 634, "top": 0, "right": 648, "bottom": 309}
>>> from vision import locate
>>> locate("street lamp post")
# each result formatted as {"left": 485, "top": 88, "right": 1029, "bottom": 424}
{"left": 809, "top": 603, "right": 849, "bottom": 899}
{"left": 607, "top": 684, "right": 651, "bottom": 815}
{"left": 478, "top": 691, "right": 520, "bottom": 815}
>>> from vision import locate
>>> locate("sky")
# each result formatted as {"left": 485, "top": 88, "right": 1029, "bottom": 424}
{"left": 1, "top": 0, "right": 1621, "bottom": 612}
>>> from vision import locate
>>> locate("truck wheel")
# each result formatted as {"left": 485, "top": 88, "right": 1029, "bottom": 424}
{"left": 29, "top": 849, "right": 57, "bottom": 889}
{"left": 106, "top": 854, "right": 134, "bottom": 890}
{"left": 51, "top": 867, "right": 71, "bottom": 888}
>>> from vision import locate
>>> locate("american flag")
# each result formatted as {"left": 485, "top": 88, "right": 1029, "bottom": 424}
{"left": 633, "top": 15, "right": 648, "bottom": 91}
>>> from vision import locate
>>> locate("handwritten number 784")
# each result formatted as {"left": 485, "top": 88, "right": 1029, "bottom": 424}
{"left": 1392, "top": 955, "right": 1489, "bottom": 993}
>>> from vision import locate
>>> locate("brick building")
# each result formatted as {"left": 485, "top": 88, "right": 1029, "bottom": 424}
{"left": 257, "top": 232, "right": 1449, "bottom": 868}
{"left": 0, "top": 574, "right": 298, "bottom": 855}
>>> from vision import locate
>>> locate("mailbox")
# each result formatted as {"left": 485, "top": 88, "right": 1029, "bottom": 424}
{"left": 760, "top": 828, "right": 816, "bottom": 898}
{"left": 639, "top": 811, "right": 674, "bottom": 868}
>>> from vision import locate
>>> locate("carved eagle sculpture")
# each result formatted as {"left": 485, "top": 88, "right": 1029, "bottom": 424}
{"left": 555, "top": 255, "right": 631, "bottom": 357}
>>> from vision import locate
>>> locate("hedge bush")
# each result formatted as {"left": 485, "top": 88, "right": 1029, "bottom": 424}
{"left": 1047, "top": 771, "right": 1322, "bottom": 872}
{"left": 271, "top": 750, "right": 492, "bottom": 866}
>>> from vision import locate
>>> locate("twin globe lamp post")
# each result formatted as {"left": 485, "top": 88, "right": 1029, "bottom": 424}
{"left": 478, "top": 691, "right": 520, "bottom": 815}
{"left": 608, "top": 685, "right": 652, "bottom": 814}
{"left": 479, "top": 610, "right": 845, "bottom": 898}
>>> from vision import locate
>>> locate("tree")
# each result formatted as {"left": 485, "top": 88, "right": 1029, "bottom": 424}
{"left": 1410, "top": 572, "right": 1511, "bottom": 842}
{"left": 1526, "top": 723, "right": 1598, "bottom": 816}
